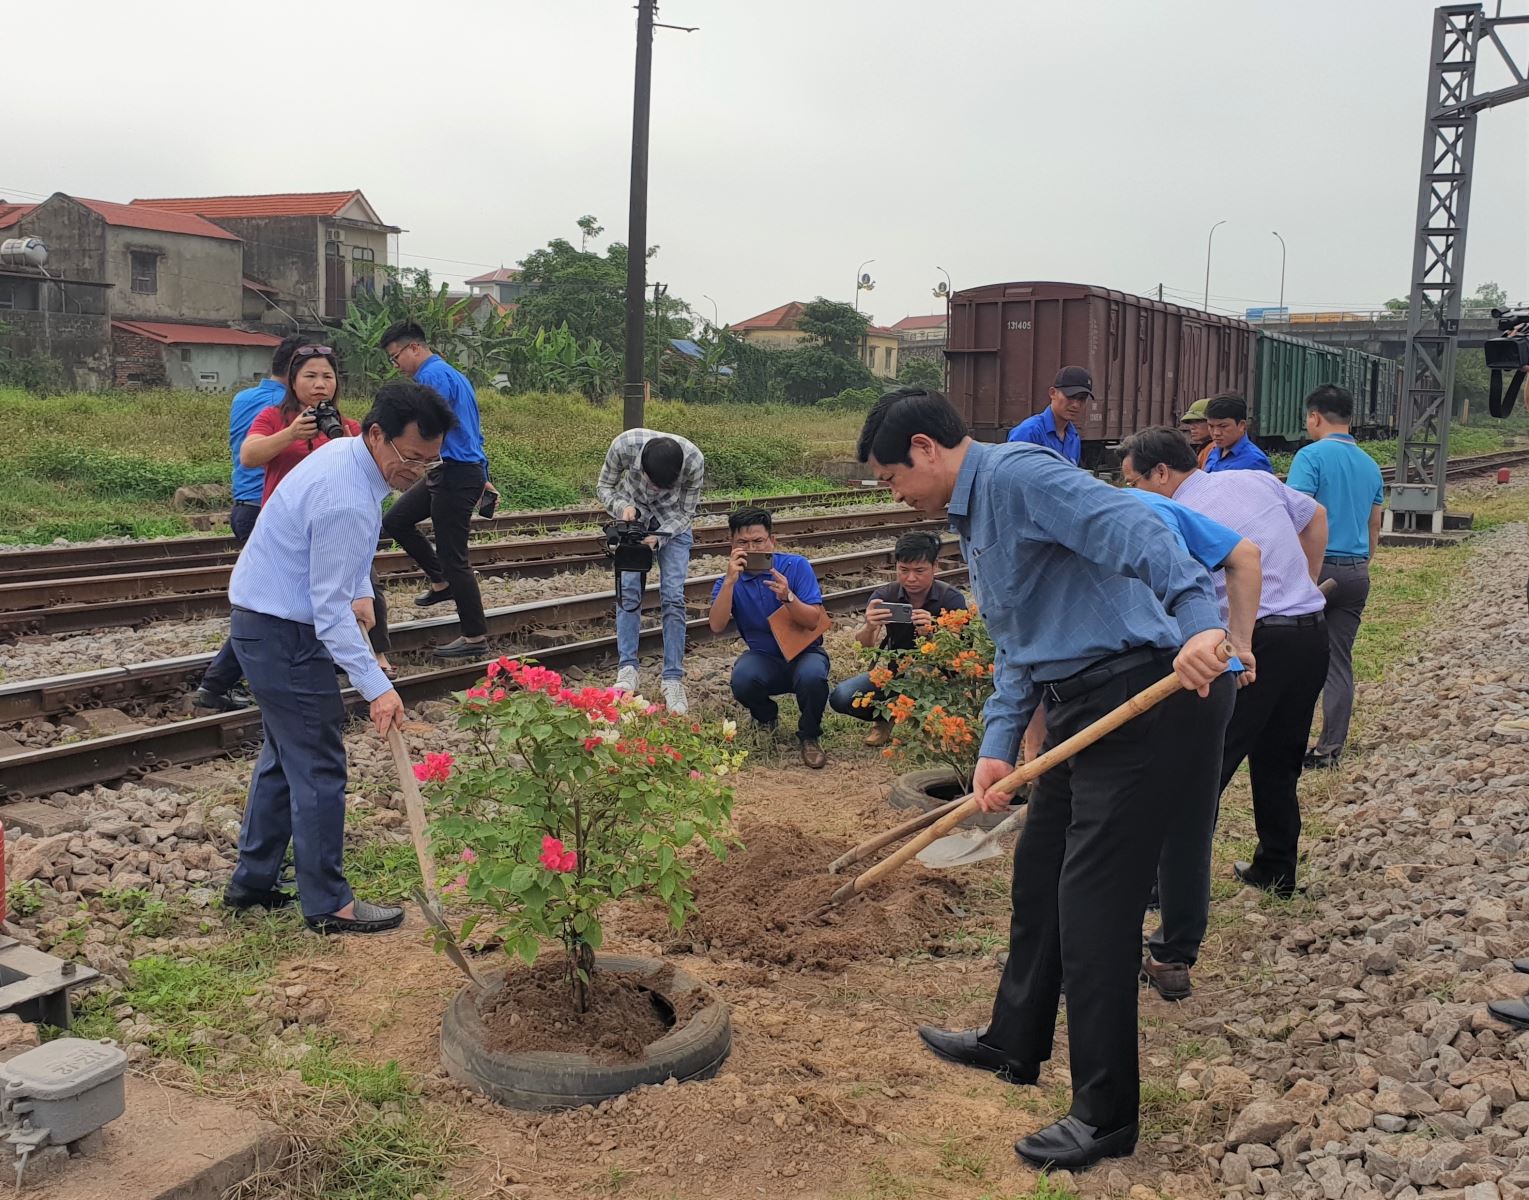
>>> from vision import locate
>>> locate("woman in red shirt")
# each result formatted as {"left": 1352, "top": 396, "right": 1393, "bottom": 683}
{"left": 240, "top": 346, "right": 396, "bottom": 677}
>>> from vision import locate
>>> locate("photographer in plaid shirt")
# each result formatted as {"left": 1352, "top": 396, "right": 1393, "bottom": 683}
{"left": 596, "top": 428, "right": 706, "bottom": 714}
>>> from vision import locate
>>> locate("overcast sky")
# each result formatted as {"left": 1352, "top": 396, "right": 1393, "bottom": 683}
{"left": 9, "top": 0, "right": 1527, "bottom": 327}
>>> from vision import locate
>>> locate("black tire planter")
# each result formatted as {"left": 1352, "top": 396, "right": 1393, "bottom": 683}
{"left": 440, "top": 953, "right": 731, "bottom": 1110}
{"left": 888, "top": 765, "right": 1026, "bottom": 832}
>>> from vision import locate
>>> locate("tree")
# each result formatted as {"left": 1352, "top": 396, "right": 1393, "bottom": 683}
{"left": 1383, "top": 296, "right": 1409, "bottom": 314}
{"left": 897, "top": 356, "right": 944, "bottom": 389}
{"left": 1466, "top": 281, "right": 1509, "bottom": 313}
{"left": 576, "top": 215, "right": 604, "bottom": 252}
{"left": 796, "top": 297, "right": 870, "bottom": 357}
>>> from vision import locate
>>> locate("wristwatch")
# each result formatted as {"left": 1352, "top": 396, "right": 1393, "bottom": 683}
{"left": 785, "top": 591, "right": 796, "bottom": 605}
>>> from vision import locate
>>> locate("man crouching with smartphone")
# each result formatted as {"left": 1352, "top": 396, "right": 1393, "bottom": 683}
{"left": 830, "top": 531, "right": 968, "bottom": 745}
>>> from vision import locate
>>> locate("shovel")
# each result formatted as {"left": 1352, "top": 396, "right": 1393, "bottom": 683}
{"left": 817, "top": 642, "right": 1233, "bottom": 912}
{"left": 916, "top": 804, "right": 1028, "bottom": 870}
{"left": 384, "top": 724, "right": 486, "bottom": 991}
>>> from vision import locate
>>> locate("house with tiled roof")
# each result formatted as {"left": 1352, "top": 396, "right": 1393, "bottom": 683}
{"left": 730, "top": 300, "right": 901, "bottom": 379}
{"left": 891, "top": 313, "right": 948, "bottom": 343}
{"left": 130, "top": 190, "right": 401, "bottom": 321}
{"left": 465, "top": 266, "right": 528, "bottom": 307}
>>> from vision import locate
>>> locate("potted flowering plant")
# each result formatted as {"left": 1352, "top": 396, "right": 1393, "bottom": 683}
{"left": 851, "top": 606, "right": 1011, "bottom": 825}
{"left": 418, "top": 658, "right": 745, "bottom": 1108}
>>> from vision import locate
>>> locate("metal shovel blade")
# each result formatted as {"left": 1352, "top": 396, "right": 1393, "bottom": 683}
{"left": 917, "top": 807, "right": 1026, "bottom": 869}
{"left": 413, "top": 887, "right": 486, "bottom": 990}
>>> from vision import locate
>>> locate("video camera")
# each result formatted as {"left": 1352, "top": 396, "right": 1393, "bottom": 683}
{"left": 305, "top": 401, "right": 345, "bottom": 440}
{"left": 1486, "top": 307, "right": 1529, "bottom": 418}
{"left": 602, "top": 515, "right": 660, "bottom": 611}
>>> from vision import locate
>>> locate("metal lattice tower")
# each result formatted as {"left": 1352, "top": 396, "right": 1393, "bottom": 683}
{"left": 1391, "top": 3, "right": 1529, "bottom": 532}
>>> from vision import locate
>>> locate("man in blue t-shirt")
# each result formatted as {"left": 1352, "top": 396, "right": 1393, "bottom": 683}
{"left": 1007, "top": 365, "right": 1089, "bottom": 465}
{"left": 708, "top": 507, "right": 830, "bottom": 769}
{"left": 1204, "top": 394, "right": 1274, "bottom": 474}
{"left": 379, "top": 320, "right": 490, "bottom": 660}
{"left": 193, "top": 333, "right": 306, "bottom": 712}
{"left": 1285, "top": 384, "right": 1385, "bottom": 769}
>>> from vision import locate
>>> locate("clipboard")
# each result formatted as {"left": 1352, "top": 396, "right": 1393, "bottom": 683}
{"left": 768, "top": 604, "right": 831, "bottom": 661}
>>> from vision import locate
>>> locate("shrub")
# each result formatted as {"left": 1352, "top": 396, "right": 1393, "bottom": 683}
{"left": 23, "top": 442, "right": 215, "bottom": 500}
{"left": 424, "top": 658, "right": 744, "bottom": 1012}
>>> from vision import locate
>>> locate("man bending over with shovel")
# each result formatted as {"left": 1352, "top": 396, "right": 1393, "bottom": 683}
{"left": 856, "top": 388, "right": 1232, "bottom": 1172}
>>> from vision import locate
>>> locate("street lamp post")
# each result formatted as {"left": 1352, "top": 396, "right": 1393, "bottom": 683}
{"left": 1203, "top": 220, "right": 1226, "bottom": 313}
{"left": 855, "top": 258, "right": 876, "bottom": 312}
{"left": 935, "top": 266, "right": 952, "bottom": 295}
{"left": 702, "top": 293, "right": 719, "bottom": 329}
{"left": 1271, "top": 231, "right": 1287, "bottom": 314}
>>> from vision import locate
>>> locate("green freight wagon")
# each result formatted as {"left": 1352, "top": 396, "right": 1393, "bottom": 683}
{"left": 1341, "top": 347, "right": 1399, "bottom": 438}
{"left": 1253, "top": 331, "right": 1342, "bottom": 445}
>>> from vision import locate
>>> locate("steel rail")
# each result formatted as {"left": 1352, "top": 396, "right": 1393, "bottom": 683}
{"left": 0, "top": 486, "right": 886, "bottom": 578}
{"left": 0, "top": 542, "right": 961, "bottom": 723}
{"left": 0, "top": 569, "right": 969, "bottom": 800}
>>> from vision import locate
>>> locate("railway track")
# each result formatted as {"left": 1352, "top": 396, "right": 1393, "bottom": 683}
{"left": 0, "top": 507, "right": 935, "bottom": 637}
{"left": 1376, "top": 446, "right": 1529, "bottom": 484}
{"left": 0, "top": 486, "right": 885, "bottom": 582}
{"left": 0, "top": 563, "right": 970, "bottom": 799}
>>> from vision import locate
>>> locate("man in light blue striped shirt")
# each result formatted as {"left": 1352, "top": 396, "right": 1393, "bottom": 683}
{"left": 226, "top": 380, "right": 457, "bottom": 935}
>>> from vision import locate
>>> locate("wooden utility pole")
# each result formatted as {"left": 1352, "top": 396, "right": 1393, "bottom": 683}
{"left": 623, "top": 0, "right": 656, "bottom": 430}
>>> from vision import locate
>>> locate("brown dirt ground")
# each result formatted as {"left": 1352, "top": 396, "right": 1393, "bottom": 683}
{"left": 296, "top": 751, "right": 1224, "bottom": 1199}
{"left": 475, "top": 959, "right": 673, "bottom": 1060}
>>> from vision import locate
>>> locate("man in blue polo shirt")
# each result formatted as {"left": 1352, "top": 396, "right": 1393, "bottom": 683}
{"left": 1204, "top": 394, "right": 1274, "bottom": 474}
{"left": 192, "top": 333, "right": 305, "bottom": 712}
{"left": 379, "top": 320, "right": 490, "bottom": 660}
{"left": 708, "top": 506, "right": 830, "bottom": 770}
{"left": 1007, "top": 366, "right": 1088, "bottom": 464}
{"left": 1286, "top": 384, "right": 1385, "bottom": 769}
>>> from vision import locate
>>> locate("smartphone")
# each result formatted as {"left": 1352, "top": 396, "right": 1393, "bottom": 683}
{"left": 882, "top": 602, "right": 915, "bottom": 624}
{"left": 745, "top": 551, "right": 774, "bottom": 573}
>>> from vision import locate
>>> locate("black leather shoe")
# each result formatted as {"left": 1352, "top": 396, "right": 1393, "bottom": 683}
{"left": 434, "top": 637, "right": 488, "bottom": 660}
{"left": 415, "top": 586, "right": 454, "bottom": 608}
{"left": 1234, "top": 861, "right": 1296, "bottom": 900}
{"left": 223, "top": 885, "right": 294, "bottom": 911}
{"left": 916, "top": 1026, "right": 1038, "bottom": 1083}
{"left": 1303, "top": 750, "right": 1340, "bottom": 770}
{"left": 194, "top": 686, "right": 252, "bottom": 712}
{"left": 305, "top": 899, "right": 405, "bottom": 935}
{"left": 1015, "top": 1115, "right": 1138, "bottom": 1170}
{"left": 1513, "top": 958, "right": 1529, "bottom": 974}
{"left": 1487, "top": 997, "right": 1529, "bottom": 1031}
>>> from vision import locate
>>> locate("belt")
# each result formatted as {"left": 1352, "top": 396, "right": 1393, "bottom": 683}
{"left": 1323, "top": 555, "right": 1367, "bottom": 565}
{"left": 1256, "top": 612, "right": 1325, "bottom": 630}
{"left": 1040, "top": 646, "right": 1166, "bottom": 706}
{"left": 233, "top": 500, "right": 261, "bottom": 508}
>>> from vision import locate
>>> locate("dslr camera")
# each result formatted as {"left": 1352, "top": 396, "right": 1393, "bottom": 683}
{"left": 603, "top": 515, "right": 660, "bottom": 610}
{"left": 305, "top": 401, "right": 345, "bottom": 440}
{"left": 1486, "top": 307, "right": 1529, "bottom": 418}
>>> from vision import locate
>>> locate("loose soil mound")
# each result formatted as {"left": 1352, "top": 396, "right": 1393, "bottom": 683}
{"left": 630, "top": 820, "right": 964, "bottom": 970}
{"left": 476, "top": 960, "right": 695, "bottom": 1062}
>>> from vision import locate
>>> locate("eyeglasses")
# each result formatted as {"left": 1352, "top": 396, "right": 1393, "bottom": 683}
{"left": 385, "top": 342, "right": 419, "bottom": 365}
{"left": 292, "top": 345, "right": 334, "bottom": 360}
{"left": 732, "top": 535, "right": 773, "bottom": 549}
{"left": 386, "top": 440, "right": 442, "bottom": 472}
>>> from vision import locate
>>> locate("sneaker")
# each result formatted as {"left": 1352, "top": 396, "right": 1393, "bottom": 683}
{"left": 1140, "top": 954, "right": 1192, "bottom": 1001}
{"left": 193, "top": 686, "right": 252, "bottom": 712}
{"left": 661, "top": 679, "right": 688, "bottom": 715}
{"left": 305, "top": 899, "right": 405, "bottom": 935}
{"left": 864, "top": 719, "right": 892, "bottom": 748}
{"left": 615, "top": 665, "right": 639, "bottom": 694}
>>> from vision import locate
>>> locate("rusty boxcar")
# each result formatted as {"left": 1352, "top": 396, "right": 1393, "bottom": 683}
{"left": 945, "top": 281, "right": 1257, "bottom": 460}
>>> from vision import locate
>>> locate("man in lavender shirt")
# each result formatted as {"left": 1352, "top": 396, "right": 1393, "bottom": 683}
{"left": 1123, "top": 428, "right": 1329, "bottom": 959}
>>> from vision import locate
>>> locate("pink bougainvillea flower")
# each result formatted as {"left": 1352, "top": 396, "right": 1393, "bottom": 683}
{"left": 460, "top": 847, "right": 477, "bottom": 864}
{"left": 465, "top": 685, "right": 489, "bottom": 701}
{"left": 485, "top": 660, "right": 502, "bottom": 679}
{"left": 491, "top": 688, "right": 507, "bottom": 702}
{"left": 583, "top": 736, "right": 601, "bottom": 752}
{"left": 557, "top": 849, "right": 577, "bottom": 872}
{"left": 538, "top": 835, "right": 577, "bottom": 873}
{"left": 643, "top": 704, "right": 659, "bottom": 716}
{"left": 443, "top": 873, "right": 467, "bottom": 894}
{"left": 689, "top": 769, "right": 702, "bottom": 780}
{"left": 412, "top": 752, "right": 454, "bottom": 782}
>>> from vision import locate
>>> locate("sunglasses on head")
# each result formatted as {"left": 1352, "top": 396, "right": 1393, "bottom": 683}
{"left": 292, "top": 345, "right": 334, "bottom": 359}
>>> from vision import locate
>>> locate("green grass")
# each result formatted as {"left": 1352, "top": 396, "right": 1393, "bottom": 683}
{"left": 0, "top": 387, "right": 865, "bottom": 543}
{"left": 1268, "top": 420, "right": 1517, "bottom": 475}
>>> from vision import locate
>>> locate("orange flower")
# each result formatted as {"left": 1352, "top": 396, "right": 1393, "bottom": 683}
{"left": 868, "top": 665, "right": 894, "bottom": 689}
{"left": 919, "top": 642, "right": 937, "bottom": 656}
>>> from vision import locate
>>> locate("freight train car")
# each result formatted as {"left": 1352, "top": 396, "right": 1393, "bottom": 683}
{"left": 945, "top": 280, "right": 1398, "bottom": 458}
{"left": 945, "top": 281, "right": 1255, "bottom": 464}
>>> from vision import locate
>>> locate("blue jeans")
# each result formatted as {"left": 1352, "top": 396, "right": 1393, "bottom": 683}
{"left": 200, "top": 502, "right": 261, "bottom": 694}
{"left": 229, "top": 608, "right": 354, "bottom": 919}
{"left": 616, "top": 531, "right": 692, "bottom": 680}
{"left": 730, "top": 648, "right": 829, "bottom": 740}
{"left": 829, "top": 671, "right": 881, "bottom": 722}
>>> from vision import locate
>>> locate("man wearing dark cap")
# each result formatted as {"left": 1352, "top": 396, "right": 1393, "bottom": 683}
{"left": 1179, "top": 399, "right": 1214, "bottom": 470}
{"left": 1007, "top": 366, "right": 1091, "bottom": 466}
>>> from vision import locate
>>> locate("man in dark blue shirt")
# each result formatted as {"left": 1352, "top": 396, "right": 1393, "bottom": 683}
{"left": 708, "top": 507, "right": 830, "bottom": 769}
{"left": 858, "top": 387, "right": 1230, "bottom": 1172}
{"left": 1006, "top": 365, "right": 1089, "bottom": 465}
{"left": 379, "top": 320, "right": 490, "bottom": 659}
{"left": 1204, "top": 393, "right": 1274, "bottom": 474}
{"left": 193, "top": 333, "right": 306, "bottom": 712}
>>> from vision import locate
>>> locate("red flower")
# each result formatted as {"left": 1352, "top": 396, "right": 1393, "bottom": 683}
{"left": 465, "top": 685, "right": 489, "bottom": 701}
{"left": 491, "top": 688, "right": 507, "bottom": 702}
{"left": 412, "top": 751, "right": 454, "bottom": 782}
{"left": 583, "top": 736, "right": 601, "bottom": 752}
{"left": 539, "top": 835, "right": 577, "bottom": 873}
{"left": 485, "top": 660, "right": 502, "bottom": 679}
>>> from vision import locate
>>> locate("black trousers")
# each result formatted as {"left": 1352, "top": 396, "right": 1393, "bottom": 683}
{"left": 1219, "top": 620, "right": 1329, "bottom": 884}
{"left": 983, "top": 652, "right": 1232, "bottom": 1132}
{"left": 382, "top": 460, "right": 487, "bottom": 638}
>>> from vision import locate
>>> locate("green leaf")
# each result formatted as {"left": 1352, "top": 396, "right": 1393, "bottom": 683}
{"left": 583, "top": 920, "right": 603, "bottom": 950}
{"left": 516, "top": 934, "right": 538, "bottom": 966}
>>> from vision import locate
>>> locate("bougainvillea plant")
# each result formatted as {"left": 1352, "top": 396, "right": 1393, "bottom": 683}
{"left": 420, "top": 657, "right": 744, "bottom": 1012}
{"left": 850, "top": 605, "right": 995, "bottom": 790}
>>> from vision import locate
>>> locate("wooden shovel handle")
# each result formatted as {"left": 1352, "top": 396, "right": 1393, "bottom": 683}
{"left": 826, "top": 795, "right": 968, "bottom": 874}
{"left": 387, "top": 725, "right": 440, "bottom": 900}
{"left": 827, "top": 647, "right": 1228, "bottom": 907}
